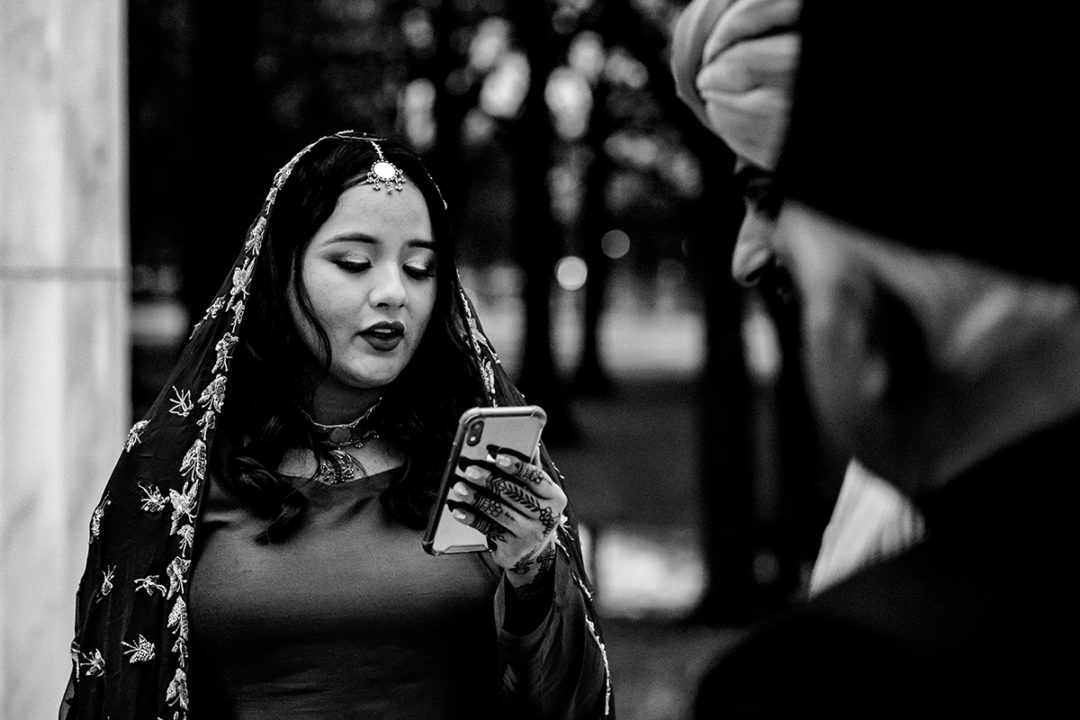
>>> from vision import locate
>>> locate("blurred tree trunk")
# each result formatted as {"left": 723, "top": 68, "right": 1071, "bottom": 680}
{"left": 571, "top": 79, "right": 615, "bottom": 398}
{"left": 507, "top": 0, "right": 578, "bottom": 445}
{"left": 424, "top": 1, "right": 469, "bottom": 220}
{"left": 595, "top": 0, "right": 761, "bottom": 619}
{"left": 568, "top": 0, "right": 671, "bottom": 399}
{"left": 185, "top": 0, "right": 266, "bottom": 317}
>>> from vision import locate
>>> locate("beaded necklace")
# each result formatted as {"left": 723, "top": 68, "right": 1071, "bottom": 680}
{"left": 300, "top": 399, "right": 382, "bottom": 485}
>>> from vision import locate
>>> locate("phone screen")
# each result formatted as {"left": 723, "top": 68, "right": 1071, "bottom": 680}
{"left": 422, "top": 405, "right": 547, "bottom": 555}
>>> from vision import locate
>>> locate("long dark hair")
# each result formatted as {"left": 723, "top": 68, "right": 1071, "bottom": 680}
{"left": 219, "top": 135, "right": 485, "bottom": 541}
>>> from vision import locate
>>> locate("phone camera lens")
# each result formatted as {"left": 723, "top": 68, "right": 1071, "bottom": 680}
{"left": 466, "top": 419, "right": 484, "bottom": 446}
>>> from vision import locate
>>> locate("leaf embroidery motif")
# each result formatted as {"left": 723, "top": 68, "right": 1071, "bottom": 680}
{"left": 459, "top": 290, "right": 499, "bottom": 396}
{"left": 166, "top": 667, "right": 189, "bottom": 710}
{"left": 244, "top": 216, "right": 266, "bottom": 254}
{"left": 138, "top": 483, "right": 167, "bottom": 513}
{"left": 169, "top": 481, "right": 199, "bottom": 534}
{"left": 168, "top": 386, "right": 194, "bottom": 418}
{"left": 125, "top": 420, "right": 149, "bottom": 452}
{"left": 168, "top": 597, "right": 189, "bottom": 641}
{"left": 197, "top": 376, "right": 227, "bottom": 414}
{"left": 227, "top": 257, "right": 254, "bottom": 310}
{"left": 81, "top": 649, "right": 105, "bottom": 677}
{"left": 230, "top": 300, "right": 246, "bottom": 333}
{"left": 166, "top": 557, "right": 191, "bottom": 599}
{"left": 89, "top": 493, "right": 111, "bottom": 543}
{"left": 121, "top": 634, "right": 156, "bottom": 663}
{"left": 206, "top": 295, "right": 226, "bottom": 319}
{"left": 177, "top": 524, "right": 195, "bottom": 555}
{"left": 211, "top": 333, "right": 238, "bottom": 373}
{"left": 190, "top": 296, "right": 226, "bottom": 338}
{"left": 179, "top": 440, "right": 207, "bottom": 483}
{"left": 134, "top": 575, "right": 167, "bottom": 597}
{"left": 100, "top": 565, "right": 116, "bottom": 598}
{"left": 168, "top": 597, "right": 190, "bottom": 664}
{"left": 196, "top": 410, "right": 216, "bottom": 441}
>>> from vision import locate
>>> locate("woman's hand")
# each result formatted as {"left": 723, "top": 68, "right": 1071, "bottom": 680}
{"left": 447, "top": 451, "right": 567, "bottom": 593}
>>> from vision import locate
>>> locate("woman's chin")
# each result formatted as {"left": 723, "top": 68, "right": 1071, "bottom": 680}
{"left": 330, "top": 366, "right": 404, "bottom": 393}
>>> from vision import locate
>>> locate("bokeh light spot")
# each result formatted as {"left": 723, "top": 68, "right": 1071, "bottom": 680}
{"left": 601, "top": 229, "right": 631, "bottom": 259}
{"left": 556, "top": 255, "right": 589, "bottom": 291}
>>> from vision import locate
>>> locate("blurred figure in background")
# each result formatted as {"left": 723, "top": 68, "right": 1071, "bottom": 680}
{"left": 670, "top": 0, "right": 923, "bottom": 597}
{"left": 61, "top": 133, "right": 611, "bottom": 720}
{"left": 693, "top": 0, "right": 1080, "bottom": 714}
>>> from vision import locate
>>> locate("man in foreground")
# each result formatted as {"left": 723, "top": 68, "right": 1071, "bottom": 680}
{"left": 670, "top": 0, "right": 923, "bottom": 596}
{"left": 694, "top": 0, "right": 1080, "bottom": 714}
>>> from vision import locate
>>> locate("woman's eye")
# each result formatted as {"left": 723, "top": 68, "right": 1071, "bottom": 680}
{"left": 405, "top": 262, "right": 437, "bottom": 279}
{"left": 335, "top": 258, "right": 371, "bottom": 272}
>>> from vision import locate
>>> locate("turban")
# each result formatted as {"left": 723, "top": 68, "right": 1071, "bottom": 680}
{"left": 778, "top": 0, "right": 1080, "bottom": 289}
{"left": 671, "top": 0, "right": 801, "bottom": 170}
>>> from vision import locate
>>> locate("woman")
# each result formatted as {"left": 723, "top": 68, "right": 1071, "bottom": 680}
{"left": 61, "top": 132, "right": 612, "bottom": 719}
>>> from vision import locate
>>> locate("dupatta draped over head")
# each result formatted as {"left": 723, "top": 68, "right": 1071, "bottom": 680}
{"left": 61, "top": 131, "right": 611, "bottom": 720}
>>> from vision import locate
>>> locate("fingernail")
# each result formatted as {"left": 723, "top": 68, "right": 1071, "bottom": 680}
{"left": 452, "top": 509, "right": 467, "bottom": 522}
{"left": 464, "top": 465, "right": 482, "bottom": 480}
{"left": 449, "top": 482, "right": 467, "bottom": 500}
{"left": 496, "top": 455, "right": 512, "bottom": 468}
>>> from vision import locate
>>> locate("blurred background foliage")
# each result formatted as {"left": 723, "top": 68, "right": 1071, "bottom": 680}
{"left": 129, "top": 0, "right": 716, "bottom": 420}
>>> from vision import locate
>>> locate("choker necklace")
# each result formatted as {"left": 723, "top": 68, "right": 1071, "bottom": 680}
{"left": 300, "top": 400, "right": 382, "bottom": 485}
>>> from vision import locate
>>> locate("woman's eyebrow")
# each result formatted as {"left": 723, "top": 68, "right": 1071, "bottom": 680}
{"left": 325, "top": 233, "right": 377, "bottom": 246}
{"left": 323, "top": 234, "right": 436, "bottom": 251}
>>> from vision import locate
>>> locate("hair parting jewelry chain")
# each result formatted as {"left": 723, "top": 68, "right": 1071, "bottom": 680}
{"left": 361, "top": 140, "right": 406, "bottom": 193}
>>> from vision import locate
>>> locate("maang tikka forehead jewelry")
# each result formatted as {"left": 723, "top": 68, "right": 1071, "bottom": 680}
{"left": 361, "top": 140, "right": 407, "bottom": 193}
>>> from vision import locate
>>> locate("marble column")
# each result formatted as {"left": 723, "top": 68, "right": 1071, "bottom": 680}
{"left": 0, "top": 0, "right": 128, "bottom": 717}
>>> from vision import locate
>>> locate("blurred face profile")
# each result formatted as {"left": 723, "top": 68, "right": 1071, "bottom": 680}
{"left": 289, "top": 179, "right": 438, "bottom": 397}
{"left": 732, "top": 161, "right": 800, "bottom": 341}
{"left": 731, "top": 162, "right": 782, "bottom": 288}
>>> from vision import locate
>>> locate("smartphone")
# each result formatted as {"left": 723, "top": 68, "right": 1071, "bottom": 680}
{"left": 422, "top": 405, "right": 547, "bottom": 555}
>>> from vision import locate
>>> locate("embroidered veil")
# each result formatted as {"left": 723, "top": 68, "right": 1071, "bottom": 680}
{"left": 60, "top": 131, "right": 612, "bottom": 719}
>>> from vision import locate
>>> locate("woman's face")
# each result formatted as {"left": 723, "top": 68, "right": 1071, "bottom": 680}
{"left": 289, "top": 179, "right": 438, "bottom": 400}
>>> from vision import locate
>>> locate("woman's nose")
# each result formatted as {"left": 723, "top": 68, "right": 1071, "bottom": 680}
{"left": 370, "top": 265, "right": 408, "bottom": 308}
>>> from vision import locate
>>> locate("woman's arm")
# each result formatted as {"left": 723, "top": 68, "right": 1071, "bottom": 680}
{"left": 495, "top": 537, "right": 611, "bottom": 719}
{"left": 448, "top": 453, "right": 613, "bottom": 718}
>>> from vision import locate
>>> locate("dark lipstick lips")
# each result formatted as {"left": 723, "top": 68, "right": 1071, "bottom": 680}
{"left": 361, "top": 321, "right": 405, "bottom": 337}
{"left": 360, "top": 321, "right": 405, "bottom": 351}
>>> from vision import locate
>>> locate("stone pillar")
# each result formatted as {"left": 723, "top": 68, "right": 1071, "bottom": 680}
{"left": 0, "top": 0, "right": 128, "bottom": 717}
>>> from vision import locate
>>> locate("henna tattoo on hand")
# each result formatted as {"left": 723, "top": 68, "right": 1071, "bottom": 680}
{"left": 470, "top": 515, "right": 507, "bottom": 544}
{"left": 516, "top": 463, "right": 545, "bottom": 485}
{"left": 485, "top": 474, "right": 506, "bottom": 495}
{"left": 510, "top": 543, "right": 557, "bottom": 600}
{"left": 486, "top": 474, "right": 542, "bottom": 512}
{"left": 475, "top": 494, "right": 504, "bottom": 519}
{"left": 509, "top": 542, "right": 557, "bottom": 576}
{"left": 538, "top": 506, "right": 559, "bottom": 533}
{"left": 508, "top": 554, "right": 534, "bottom": 575}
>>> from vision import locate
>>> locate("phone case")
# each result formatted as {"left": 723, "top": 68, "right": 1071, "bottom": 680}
{"left": 422, "top": 405, "right": 547, "bottom": 555}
